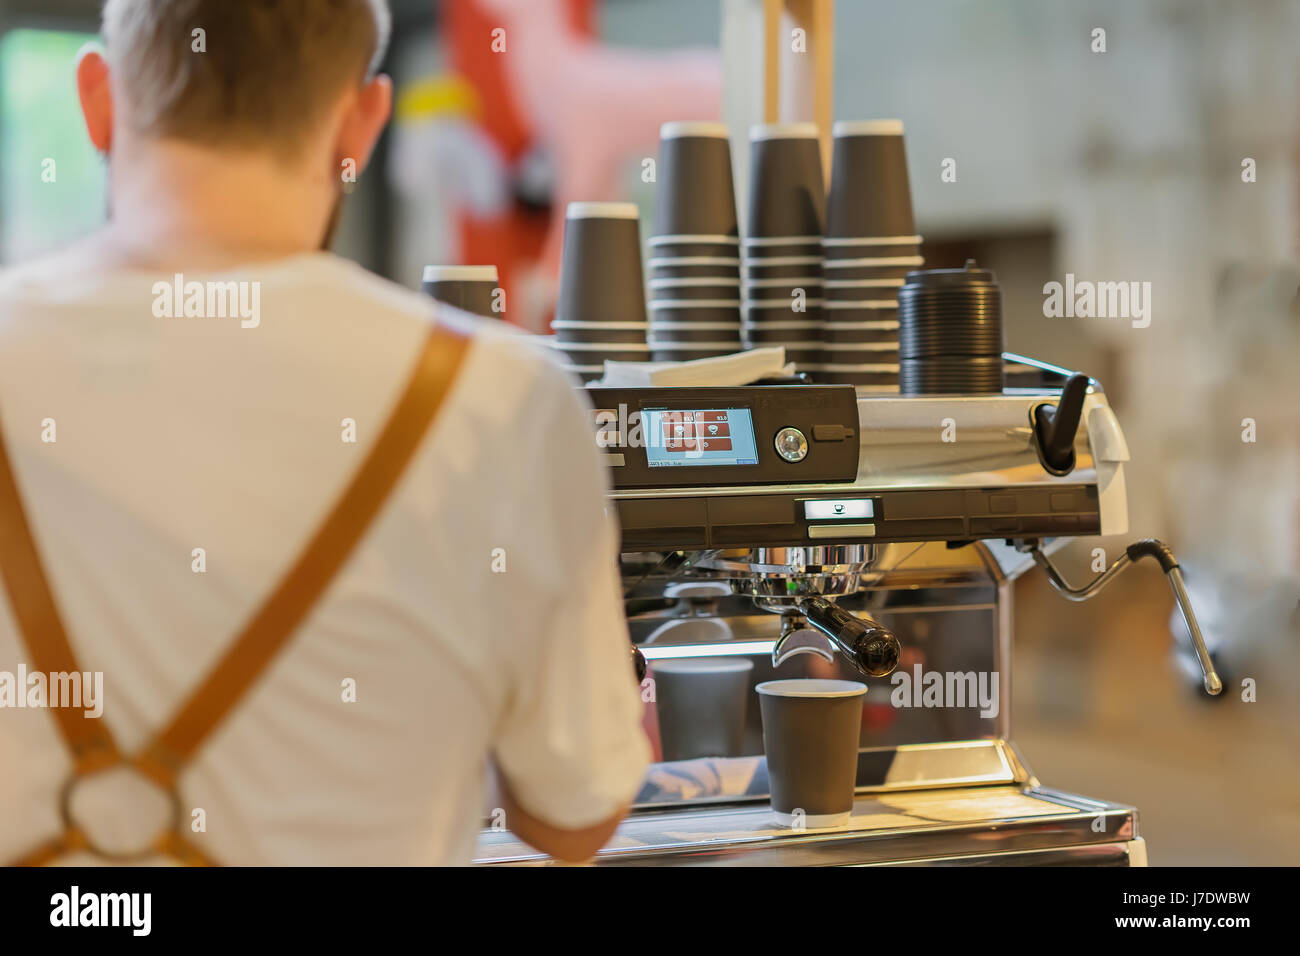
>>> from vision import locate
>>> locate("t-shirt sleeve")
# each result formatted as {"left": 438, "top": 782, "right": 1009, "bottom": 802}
{"left": 491, "top": 357, "right": 651, "bottom": 830}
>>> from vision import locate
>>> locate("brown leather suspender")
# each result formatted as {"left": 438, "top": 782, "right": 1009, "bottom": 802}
{"left": 0, "top": 324, "right": 470, "bottom": 866}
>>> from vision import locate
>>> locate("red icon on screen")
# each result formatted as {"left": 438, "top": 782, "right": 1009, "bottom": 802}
{"left": 654, "top": 410, "right": 738, "bottom": 454}
{"left": 662, "top": 421, "right": 696, "bottom": 441}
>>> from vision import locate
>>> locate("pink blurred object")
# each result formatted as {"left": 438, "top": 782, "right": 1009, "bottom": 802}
{"left": 480, "top": 0, "right": 723, "bottom": 327}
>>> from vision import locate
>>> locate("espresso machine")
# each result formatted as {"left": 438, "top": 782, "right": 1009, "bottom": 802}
{"left": 475, "top": 354, "right": 1220, "bottom": 866}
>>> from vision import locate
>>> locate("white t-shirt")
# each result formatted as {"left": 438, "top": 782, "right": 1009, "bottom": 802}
{"left": 0, "top": 250, "right": 650, "bottom": 865}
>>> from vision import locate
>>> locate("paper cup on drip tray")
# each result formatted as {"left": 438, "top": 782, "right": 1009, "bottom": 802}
{"left": 757, "top": 679, "right": 866, "bottom": 828}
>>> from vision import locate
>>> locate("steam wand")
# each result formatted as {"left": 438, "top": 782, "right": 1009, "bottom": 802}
{"left": 1021, "top": 539, "right": 1222, "bottom": 696}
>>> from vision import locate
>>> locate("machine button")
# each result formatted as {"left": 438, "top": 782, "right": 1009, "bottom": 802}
{"left": 774, "top": 427, "right": 809, "bottom": 462}
{"left": 808, "top": 523, "right": 875, "bottom": 539}
{"left": 812, "top": 424, "right": 855, "bottom": 441}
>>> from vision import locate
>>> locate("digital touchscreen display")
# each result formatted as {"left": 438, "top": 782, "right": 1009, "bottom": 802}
{"left": 643, "top": 408, "right": 759, "bottom": 468}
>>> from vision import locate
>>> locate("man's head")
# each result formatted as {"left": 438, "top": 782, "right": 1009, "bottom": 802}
{"left": 83, "top": 0, "right": 391, "bottom": 160}
{"left": 76, "top": 0, "right": 394, "bottom": 255}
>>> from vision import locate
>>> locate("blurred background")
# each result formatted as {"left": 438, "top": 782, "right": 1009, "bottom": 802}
{"left": 1, "top": 0, "right": 1296, "bottom": 863}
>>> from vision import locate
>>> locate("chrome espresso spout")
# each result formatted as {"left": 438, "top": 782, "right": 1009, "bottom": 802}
{"left": 771, "top": 598, "right": 901, "bottom": 678}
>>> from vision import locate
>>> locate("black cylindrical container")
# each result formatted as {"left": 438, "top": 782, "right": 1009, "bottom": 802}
{"left": 897, "top": 261, "right": 1004, "bottom": 394}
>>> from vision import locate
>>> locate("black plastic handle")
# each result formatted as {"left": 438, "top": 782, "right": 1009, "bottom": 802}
{"left": 631, "top": 644, "right": 647, "bottom": 683}
{"left": 801, "top": 597, "right": 901, "bottom": 677}
{"left": 1033, "top": 372, "right": 1089, "bottom": 474}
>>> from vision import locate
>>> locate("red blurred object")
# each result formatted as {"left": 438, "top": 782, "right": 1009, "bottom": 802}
{"left": 441, "top": 0, "right": 596, "bottom": 327}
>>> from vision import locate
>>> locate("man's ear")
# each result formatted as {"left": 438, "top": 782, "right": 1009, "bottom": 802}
{"left": 335, "top": 74, "right": 393, "bottom": 178}
{"left": 75, "top": 42, "right": 113, "bottom": 154}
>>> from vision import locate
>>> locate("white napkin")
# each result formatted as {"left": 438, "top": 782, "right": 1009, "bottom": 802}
{"left": 597, "top": 347, "right": 792, "bottom": 387}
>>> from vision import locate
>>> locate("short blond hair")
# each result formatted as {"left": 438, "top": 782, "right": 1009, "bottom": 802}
{"left": 102, "top": 0, "right": 391, "bottom": 155}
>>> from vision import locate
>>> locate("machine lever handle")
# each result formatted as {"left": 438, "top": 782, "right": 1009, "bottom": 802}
{"left": 1033, "top": 372, "right": 1090, "bottom": 474}
{"left": 801, "top": 597, "right": 900, "bottom": 677}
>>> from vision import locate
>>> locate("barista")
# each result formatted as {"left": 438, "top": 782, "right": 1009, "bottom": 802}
{"left": 0, "top": 0, "right": 650, "bottom": 866}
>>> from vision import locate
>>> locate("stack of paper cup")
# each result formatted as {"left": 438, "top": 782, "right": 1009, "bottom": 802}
{"left": 646, "top": 122, "right": 743, "bottom": 361}
{"left": 817, "top": 120, "right": 922, "bottom": 389}
{"left": 741, "top": 123, "right": 826, "bottom": 373}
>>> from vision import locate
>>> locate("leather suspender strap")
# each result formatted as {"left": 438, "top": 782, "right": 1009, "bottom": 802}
{"left": 0, "top": 414, "right": 123, "bottom": 775}
{"left": 0, "top": 322, "right": 470, "bottom": 866}
{"left": 132, "top": 323, "right": 471, "bottom": 789}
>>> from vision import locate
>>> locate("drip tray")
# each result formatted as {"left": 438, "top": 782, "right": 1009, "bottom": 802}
{"left": 473, "top": 784, "right": 1141, "bottom": 866}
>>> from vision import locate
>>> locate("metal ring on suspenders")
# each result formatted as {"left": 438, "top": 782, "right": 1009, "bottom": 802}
{"left": 1, "top": 322, "right": 471, "bottom": 866}
{"left": 57, "top": 765, "right": 184, "bottom": 863}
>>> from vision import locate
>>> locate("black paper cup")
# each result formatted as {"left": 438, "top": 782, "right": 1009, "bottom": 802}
{"left": 778, "top": 344, "right": 822, "bottom": 365}
{"left": 823, "top": 254, "right": 920, "bottom": 274}
{"left": 821, "top": 268, "right": 907, "bottom": 287}
{"left": 743, "top": 280, "right": 823, "bottom": 303}
{"left": 654, "top": 121, "right": 739, "bottom": 239}
{"left": 553, "top": 342, "right": 651, "bottom": 365}
{"left": 743, "top": 296, "right": 824, "bottom": 311}
{"left": 824, "top": 258, "right": 920, "bottom": 279}
{"left": 651, "top": 344, "right": 743, "bottom": 362}
{"left": 648, "top": 256, "right": 742, "bottom": 281}
{"left": 421, "top": 265, "right": 501, "bottom": 318}
{"left": 649, "top": 298, "right": 742, "bottom": 323}
{"left": 650, "top": 321, "right": 741, "bottom": 344}
{"left": 811, "top": 361, "right": 900, "bottom": 383}
{"left": 823, "top": 238, "right": 922, "bottom": 260}
{"left": 741, "top": 320, "right": 821, "bottom": 344}
{"left": 822, "top": 320, "right": 899, "bottom": 344}
{"left": 647, "top": 237, "right": 741, "bottom": 259}
{"left": 744, "top": 237, "right": 823, "bottom": 259}
{"left": 735, "top": 339, "right": 821, "bottom": 364}
{"left": 821, "top": 342, "right": 898, "bottom": 364}
{"left": 747, "top": 123, "right": 826, "bottom": 239}
{"left": 757, "top": 679, "right": 866, "bottom": 828}
{"left": 650, "top": 308, "right": 745, "bottom": 326}
{"left": 826, "top": 120, "right": 916, "bottom": 240}
{"left": 745, "top": 256, "right": 824, "bottom": 280}
{"left": 823, "top": 253, "right": 922, "bottom": 267}
{"left": 811, "top": 367, "right": 900, "bottom": 388}
{"left": 823, "top": 300, "right": 898, "bottom": 319}
{"left": 648, "top": 279, "right": 742, "bottom": 301}
{"left": 551, "top": 320, "right": 649, "bottom": 344}
{"left": 556, "top": 202, "right": 647, "bottom": 323}
{"left": 824, "top": 284, "right": 903, "bottom": 304}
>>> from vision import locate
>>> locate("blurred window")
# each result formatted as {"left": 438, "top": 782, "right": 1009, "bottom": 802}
{"left": 0, "top": 28, "right": 106, "bottom": 263}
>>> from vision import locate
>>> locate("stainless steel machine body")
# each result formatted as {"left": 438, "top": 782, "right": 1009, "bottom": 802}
{"left": 475, "top": 358, "right": 1213, "bottom": 866}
